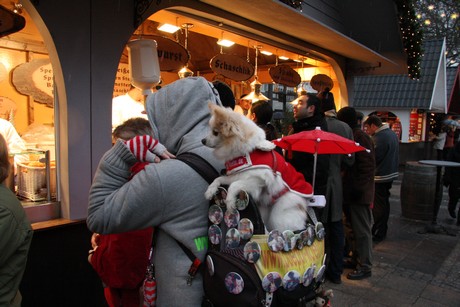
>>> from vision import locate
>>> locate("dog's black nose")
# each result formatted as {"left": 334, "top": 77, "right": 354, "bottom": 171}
{"left": 201, "top": 138, "right": 206, "bottom": 145}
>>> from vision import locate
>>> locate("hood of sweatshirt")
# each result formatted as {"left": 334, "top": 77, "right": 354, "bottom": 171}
{"left": 145, "top": 77, "right": 224, "bottom": 155}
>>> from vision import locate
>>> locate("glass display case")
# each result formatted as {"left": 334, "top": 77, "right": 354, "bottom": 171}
{"left": 5, "top": 149, "right": 60, "bottom": 223}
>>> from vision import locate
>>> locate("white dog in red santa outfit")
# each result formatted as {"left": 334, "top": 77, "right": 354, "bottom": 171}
{"left": 202, "top": 103, "right": 321, "bottom": 232}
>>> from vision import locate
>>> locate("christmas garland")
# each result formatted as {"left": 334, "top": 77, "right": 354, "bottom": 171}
{"left": 394, "top": 0, "right": 424, "bottom": 79}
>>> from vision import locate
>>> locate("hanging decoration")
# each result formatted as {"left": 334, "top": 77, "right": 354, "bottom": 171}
{"left": 242, "top": 46, "right": 269, "bottom": 102}
{"left": 140, "top": 35, "right": 189, "bottom": 72}
{"left": 178, "top": 23, "right": 194, "bottom": 78}
{"left": 310, "top": 74, "right": 333, "bottom": 93}
{"left": 269, "top": 64, "right": 301, "bottom": 87}
{"left": 210, "top": 54, "right": 254, "bottom": 81}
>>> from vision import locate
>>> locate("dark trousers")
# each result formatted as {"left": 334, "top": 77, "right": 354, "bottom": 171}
{"left": 448, "top": 184, "right": 460, "bottom": 222}
{"left": 325, "top": 220, "right": 344, "bottom": 279}
{"left": 372, "top": 181, "right": 393, "bottom": 241}
{"left": 344, "top": 204, "right": 373, "bottom": 271}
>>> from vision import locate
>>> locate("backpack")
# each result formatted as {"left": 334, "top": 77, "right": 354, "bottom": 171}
{"left": 177, "top": 153, "right": 326, "bottom": 307}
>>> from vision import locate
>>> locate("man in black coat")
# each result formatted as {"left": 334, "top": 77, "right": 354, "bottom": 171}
{"left": 287, "top": 93, "right": 330, "bottom": 198}
{"left": 363, "top": 115, "right": 399, "bottom": 243}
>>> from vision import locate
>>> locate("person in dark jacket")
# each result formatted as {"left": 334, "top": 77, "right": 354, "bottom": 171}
{"left": 287, "top": 93, "right": 329, "bottom": 198}
{"left": 250, "top": 100, "right": 278, "bottom": 141}
{"left": 338, "top": 107, "right": 375, "bottom": 280}
{"left": 363, "top": 115, "right": 399, "bottom": 243}
{"left": 0, "top": 134, "right": 33, "bottom": 306}
{"left": 319, "top": 89, "right": 354, "bottom": 284}
{"left": 443, "top": 141, "right": 460, "bottom": 224}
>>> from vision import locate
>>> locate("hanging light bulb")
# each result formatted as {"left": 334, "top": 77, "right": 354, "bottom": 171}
{"left": 178, "top": 66, "right": 194, "bottom": 79}
{"left": 242, "top": 45, "right": 269, "bottom": 103}
{"left": 178, "top": 23, "right": 194, "bottom": 79}
{"left": 217, "top": 31, "right": 235, "bottom": 47}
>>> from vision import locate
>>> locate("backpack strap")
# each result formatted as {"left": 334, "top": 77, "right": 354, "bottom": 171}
{"left": 175, "top": 152, "right": 220, "bottom": 285}
{"left": 177, "top": 152, "right": 219, "bottom": 183}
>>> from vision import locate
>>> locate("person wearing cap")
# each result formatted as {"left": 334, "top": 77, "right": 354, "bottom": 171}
{"left": 363, "top": 115, "right": 399, "bottom": 243}
{"left": 337, "top": 106, "right": 375, "bottom": 281}
{"left": 234, "top": 94, "right": 252, "bottom": 117}
{"left": 288, "top": 93, "right": 330, "bottom": 199}
{"left": 318, "top": 89, "right": 354, "bottom": 284}
{"left": 87, "top": 77, "right": 228, "bottom": 306}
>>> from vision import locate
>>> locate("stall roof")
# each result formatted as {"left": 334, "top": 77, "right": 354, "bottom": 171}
{"left": 172, "top": 0, "right": 404, "bottom": 72}
{"left": 352, "top": 39, "right": 446, "bottom": 112}
{"left": 447, "top": 66, "right": 460, "bottom": 114}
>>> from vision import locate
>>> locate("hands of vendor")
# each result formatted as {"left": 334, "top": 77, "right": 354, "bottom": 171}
{"left": 125, "top": 135, "right": 175, "bottom": 163}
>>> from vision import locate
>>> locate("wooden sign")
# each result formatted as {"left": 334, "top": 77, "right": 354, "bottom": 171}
{"left": 310, "top": 74, "right": 333, "bottom": 92}
{"left": 153, "top": 36, "right": 190, "bottom": 71}
{"left": 12, "top": 58, "right": 54, "bottom": 107}
{"left": 269, "top": 64, "right": 301, "bottom": 87}
{"left": 0, "top": 5, "right": 25, "bottom": 37}
{"left": 210, "top": 54, "right": 254, "bottom": 81}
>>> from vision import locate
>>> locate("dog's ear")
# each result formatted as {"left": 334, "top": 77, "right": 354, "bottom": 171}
{"left": 256, "top": 140, "right": 276, "bottom": 151}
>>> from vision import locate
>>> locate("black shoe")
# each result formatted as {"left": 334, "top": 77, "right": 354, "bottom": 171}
{"left": 372, "top": 236, "right": 385, "bottom": 244}
{"left": 326, "top": 274, "right": 342, "bottom": 284}
{"left": 347, "top": 269, "right": 371, "bottom": 280}
{"left": 343, "top": 258, "right": 357, "bottom": 269}
{"left": 448, "top": 205, "right": 456, "bottom": 218}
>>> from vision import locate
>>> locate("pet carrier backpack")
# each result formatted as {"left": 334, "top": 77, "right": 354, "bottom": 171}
{"left": 177, "top": 152, "right": 327, "bottom": 307}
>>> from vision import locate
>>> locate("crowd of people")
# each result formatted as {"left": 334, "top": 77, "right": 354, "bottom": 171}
{"left": 84, "top": 77, "right": 406, "bottom": 307}
{"left": 2, "top": 74, "right": 457, "bottom": 306}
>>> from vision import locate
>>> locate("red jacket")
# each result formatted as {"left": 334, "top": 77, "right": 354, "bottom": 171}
{"left": 225, "top": 149, "right": 313, "bottom": 197}
{"left": 90, "top": 162, "right": 153, "bottom": 290}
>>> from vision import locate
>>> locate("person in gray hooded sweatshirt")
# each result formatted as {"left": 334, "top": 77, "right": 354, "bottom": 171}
{"left": 87, "top": 77, "right": 226, "bottom": 307}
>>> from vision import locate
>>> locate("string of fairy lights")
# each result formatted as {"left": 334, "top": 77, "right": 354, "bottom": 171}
{"left": 394, "top": 0, "right": 423, "bottom": 80}
{"left": 281, "top": 0, "right": 423, "bottom": 80}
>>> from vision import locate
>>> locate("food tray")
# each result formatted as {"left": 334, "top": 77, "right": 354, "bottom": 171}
{"left": 17, "top": 162, "right": 56, "bottom": 201}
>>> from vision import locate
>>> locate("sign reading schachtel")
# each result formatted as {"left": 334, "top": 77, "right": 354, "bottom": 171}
{"left": 210, "top": 54, "right": 255, "bottom": 81}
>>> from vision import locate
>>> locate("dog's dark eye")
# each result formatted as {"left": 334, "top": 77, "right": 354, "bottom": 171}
{"left": 212, "top": 129, "right": 219, "bottom": 136}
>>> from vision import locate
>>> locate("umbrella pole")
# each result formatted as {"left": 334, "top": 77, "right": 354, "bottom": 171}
{"left": 312, "top": 152, "right": 317, "bottom": 194}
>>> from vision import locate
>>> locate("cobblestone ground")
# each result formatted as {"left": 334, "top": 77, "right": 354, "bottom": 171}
{"left": 324, "top": 173, "right": 460, "bottom": 306}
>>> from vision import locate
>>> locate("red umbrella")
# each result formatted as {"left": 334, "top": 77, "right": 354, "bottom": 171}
{"left": 273, "top": 127, "right": 369, "bottom": 190}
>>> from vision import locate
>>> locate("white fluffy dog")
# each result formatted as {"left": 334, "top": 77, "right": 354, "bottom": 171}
{"left": 202, "top": 103, "right": 314, "bottom": 232}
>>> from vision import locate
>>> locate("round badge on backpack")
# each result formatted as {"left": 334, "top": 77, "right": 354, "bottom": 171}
{"left": 262, "top": 272, "right": 282, "bottom": 293}
{"left": 282, "top": 270, "right": 301, "bottom": 291}
{"left": 225, "top": 272, "right": 244, "bottom": 294}
{"left": 243, "top": 241, "right": 261, "bottom": 263}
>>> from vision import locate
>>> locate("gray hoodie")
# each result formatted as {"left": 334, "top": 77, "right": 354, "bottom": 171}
{"left": 87, "top": 77, "right": 225, "bottom": 306}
